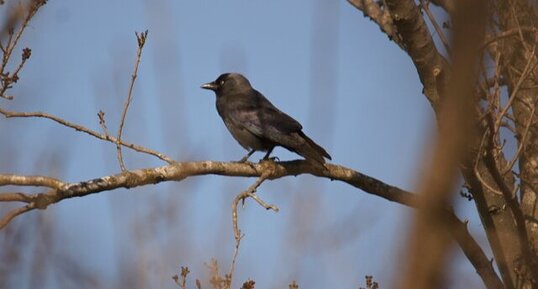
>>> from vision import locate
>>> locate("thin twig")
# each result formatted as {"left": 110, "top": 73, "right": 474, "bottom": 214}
{"left": 116, "top": 30, "right": 148, "bottom": 171}
{"left": 0, "top": 0, "right": 45, "bottom": 98}
{"left": 509, "top": 1, "right": 530, "bottom": 53}
{"left": 482, "top": 27, "right": 538, "bottom": 50}
{"left": 502, "top": 102, "right": 536, "bottom": 174}
{"left": 484, "top": 114, "right": 538, "bottom": 281}
{"left": 227, "top": 232, "right": 242, "bottom": 289}
{"left": 0, "top": 108, "right": 175, "bottom": 163}
{"left": 474, "top": 128, "right": 504, "bottom": 196}
{"left": 97, "top": 110, "right": 111, "bottom": 137}
{"left": 0, "top": 47, "right": 31, "bottom": 98}
{"left": 246, "top": 193, "right": 279, "bottom": 212}
{"left": 0, "top": 192, "right": 33, "bottom": 202}
{"left": 494, "top": 45, "right": 536, "bottom": 133}
{"left": 420, "top": 0, "right": 450, "bottom": 55}
{"left": 0, "top": 204, "right": 34, "bottom": 229}
{"left": 229, "top": 169, "right": 278, "bottom": 288}
{"left": 232, "top": 171, "right": 277, "bottom": 242}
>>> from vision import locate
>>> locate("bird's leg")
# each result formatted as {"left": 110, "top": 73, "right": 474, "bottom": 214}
{"left": 239, "top": 149, "right": 256, "bottom": 162}
{"left": 262, "top": 147, "right": 276, "bottom": 161}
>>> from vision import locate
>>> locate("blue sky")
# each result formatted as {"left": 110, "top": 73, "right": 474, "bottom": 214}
{"left": 1, "top": 1, "right": 487, "bottom": 288}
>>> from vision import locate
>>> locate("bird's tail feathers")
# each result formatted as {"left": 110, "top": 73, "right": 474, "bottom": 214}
{"left": 295, "top": 131, "right": 332, "bottom": 165}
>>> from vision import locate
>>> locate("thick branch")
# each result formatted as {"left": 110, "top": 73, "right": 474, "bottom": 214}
{"left": 0, "top": 174, "right": 64, "bottom": 189}
{"left": 347, "top": 0, "right": 403, "bottom": 48}
{"left": 0, "top": 160, "right": 503, "bottom": 288}
{"left": 385, "top": 0, "right": 448, "bottom": 111}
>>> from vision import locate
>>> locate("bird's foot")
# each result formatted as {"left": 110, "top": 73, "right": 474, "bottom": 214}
{"left": 261, "top": 156, "right": 279, "bottom": 163}
{"left": 237, "top": 156, "right": 250, "bottom": 163}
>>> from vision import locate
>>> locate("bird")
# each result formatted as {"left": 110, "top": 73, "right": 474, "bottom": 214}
{"left": 201, "top": 72, "right": 331, "bottom": 165}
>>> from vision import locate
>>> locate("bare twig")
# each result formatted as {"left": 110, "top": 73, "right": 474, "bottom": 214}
{"left": 484, "top": 115, "right": 538, "bottom": 280}
{"left": 502, "top": 102, "right": 536, "bottom": 174}
{"left": 232, "top": 170, "right": 278, "bottom": 242}
{"left": 494, "top": 45, "right": 536, "bottom": 133}
{"left": 420, "top": 0, "right": 450, "bottom": 55}
{"left": 474, "top": 129, "right": 503, "bottom": 196}
{"left": 0, "top": 204, "right": 34, "bottom": 229}
{"left": 97, "top": 110, "right": 111, "bottom": 137}
{"left": 0, "top": 108, "right": 175, "bottom": 163}
{"left": 482, "top": 27, "right": 538, "bottom": 50}
{"left": 481, "top": 27, "right": 538, "bottom": 49}
{"left": 0, "top": 192, "right": 33, "bottom": 202}
{"left": 509, "top": 2, "right": 531, "bottom": 53}
{"left": 227, "top": 232, "right": 242, "bottom": 289}
{"left": 229, "top": 168, "right": 278, "bottom": 287}
{"left": 116, "top": 30, "right": 148, "bottom": 171}
{"left": 172, "top": 266, "right": 190, "bottom": 289}
{"left": 0, "top": 0, "right": 46, "bottom": 99}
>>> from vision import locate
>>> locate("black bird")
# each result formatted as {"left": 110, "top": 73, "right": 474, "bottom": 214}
{"left": 201, "top": 73, "right": 331, "bottom": 165}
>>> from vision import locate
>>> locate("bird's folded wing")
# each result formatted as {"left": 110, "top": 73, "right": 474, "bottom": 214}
{"left": 228, "top": 104, "right": 302, "bottom": 138}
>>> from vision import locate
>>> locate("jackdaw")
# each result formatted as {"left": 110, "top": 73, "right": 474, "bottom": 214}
{"left": 201, "top": 73, "right": 331, "bottom": 165}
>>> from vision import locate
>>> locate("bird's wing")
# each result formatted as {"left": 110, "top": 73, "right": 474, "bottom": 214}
{"left": 228, "top": 90, "right": 303, "bottom": 136}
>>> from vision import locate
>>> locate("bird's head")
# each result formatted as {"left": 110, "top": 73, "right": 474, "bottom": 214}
{"left": 201, "top": 73, "right": 252, "bottom": 96}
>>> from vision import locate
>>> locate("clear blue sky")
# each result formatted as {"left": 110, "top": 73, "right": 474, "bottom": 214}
{"left": 1, "top": 1, "right": 486, "bottom": 288}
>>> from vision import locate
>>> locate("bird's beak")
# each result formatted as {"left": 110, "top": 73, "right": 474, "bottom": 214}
{"left": 201, "top": 81, "right": 217, "bottom": 91}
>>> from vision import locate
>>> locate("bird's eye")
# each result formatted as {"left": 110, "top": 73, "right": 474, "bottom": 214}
{"left": 220, "top": 80, "right": 225, "bottom": 86}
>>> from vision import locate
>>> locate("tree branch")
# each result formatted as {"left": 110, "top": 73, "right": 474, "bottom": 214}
{"left": 385, "top": 0, "right": 448, "bottom": 111}
{"left": 116, "top": 30, "right": 148, "bottom": 171}
{"left": 0, "top": 159, "right": 504, "bottom": 288}
{"left": 347, "top": 0, "right": 403, "bottom": 49}
{"left": 398, "top": 1, "right": 487, "bottom": 288}
{"left": 485, "top": 115, "right": 538, "bottom": 281}
{"left": 0, "top": 173, "right": 64, "bottom": 189}
{"left": 0, "top": 108, "right": 175, "bottom": 163}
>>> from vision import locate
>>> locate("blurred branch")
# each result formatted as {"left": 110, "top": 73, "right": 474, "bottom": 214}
{"left": 482, "top": 27, "right": 538, "bottom": 50}
{"left": 0, "top": 0, "right": 46, "bottom": 100}
{"left": 0, "top": 159, "right": 504, "bottom": 289}
{"left": 116, "top": 30, "right": 148, "bottom": 171}
{"left": 0, "top": 108, "right": 175, "bottom": 163}
{"left": 398, "top": 1, "right": 488, "bottom": 289}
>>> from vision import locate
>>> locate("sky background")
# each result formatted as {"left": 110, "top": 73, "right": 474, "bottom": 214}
{"left": 1, "top": 1, "right": 489, "bottom": 288}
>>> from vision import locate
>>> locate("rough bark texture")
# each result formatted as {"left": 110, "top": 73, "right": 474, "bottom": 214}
{"left": 353, "top": 0, "right": 538, "bottom": 288}
{"left": 496, "top": 0, "right": 538, "bottom": 259}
